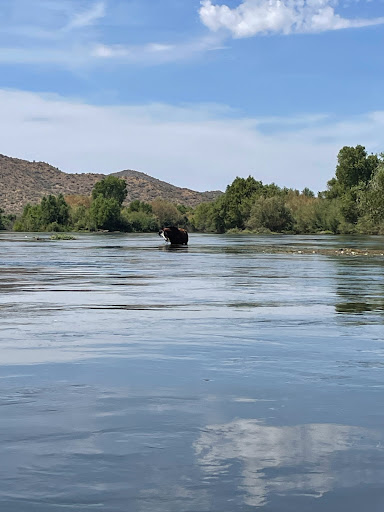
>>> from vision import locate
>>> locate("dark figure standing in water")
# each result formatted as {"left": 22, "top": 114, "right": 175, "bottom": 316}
{"left": 159, "top": 227, "right": 188, "bottom": 245}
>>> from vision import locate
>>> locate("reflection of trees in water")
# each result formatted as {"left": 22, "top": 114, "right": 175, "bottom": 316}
{"left": 194, "top": 420, "right": 383, "bottom": 508}
{"left": 334, "top": 258, "right": 384, "bottom": 315}
{"left": 336, "top": 301, "right": 384, "bottom": 314}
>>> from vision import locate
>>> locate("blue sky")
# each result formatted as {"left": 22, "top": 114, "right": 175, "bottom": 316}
{"left": 0, "top": 0, "right": 384, "bottom": 192}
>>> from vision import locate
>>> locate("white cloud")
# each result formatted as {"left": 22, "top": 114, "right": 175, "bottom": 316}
{"left": 0, "top": 0, "right": 224, "bottom": 67}
{"left": 92, "top": 43, "right": 130, "bottom": 58}
{"left": 0, "top": 36, "right": 224, "bottom": 68}
{"left": 65, "top": 1, "right": 106, "bottom": 30}
{"left": 91, "top": 42, "right": 175, "bottom": 60}
{"left": 90, "top": 35, "right": 225, "bottom": 64}
{"left": 1, "top": 0, "right": 382, "bottom": 70}
{"left": 0, "top": 1, "right": 106, "bottom": 35}
{"left": 0, "top": 1, "right": 110, "bottom": 68}
{"left": 199, "top": 0, "right": 384, "bottom": 37}
{"left": 0, "top": 89, "right": 384, "bottom": 193}
{"left": 147, "top": 43, "right": 175, "bottom": 53}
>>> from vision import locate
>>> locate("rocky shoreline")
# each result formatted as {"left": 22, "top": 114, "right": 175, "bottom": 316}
{"left": 258, "top": 247, "right": 384, "bottom": 257}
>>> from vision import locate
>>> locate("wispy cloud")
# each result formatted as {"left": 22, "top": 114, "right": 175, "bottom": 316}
{"left": 0, "top": 0, "right": 106, "bottom": 36}
{"left": 0, "top": 0, "right": 224, "bottom": 67}
{"left": 91, "top": 34, "right": 225, "bottom": 64}
{"left": 91, "top": 42, "right": 177, "bottom": 60}
{"left": 1, "top": 89, "right": 383, "bottom": 192}
{"left": 0, "top": 36, "right": 225, "bottom": 69}
{"left": 0, "top": 0, "right": 382, "bottom": 69}
{"left": 0, "top": 1, "right": 108, "bottom": 66}
{"left": 65, "top": 1, "right": 106, "bottom": 31}
{"left": 199, "top": 0, "right": 384, "bottom": 37}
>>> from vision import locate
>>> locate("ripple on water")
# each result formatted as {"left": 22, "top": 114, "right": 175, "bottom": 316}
{"left": 1, "top": 233, "right": 384, "bottom": 512}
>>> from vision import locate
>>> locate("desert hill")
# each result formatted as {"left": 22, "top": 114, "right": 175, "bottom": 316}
{"left": 0, "top": 154, "right": 222, "bottom": 214}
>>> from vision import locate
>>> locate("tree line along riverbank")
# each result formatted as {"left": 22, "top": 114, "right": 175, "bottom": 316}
{"left": 1, "top": 145, "right": 384, "bottom": 235}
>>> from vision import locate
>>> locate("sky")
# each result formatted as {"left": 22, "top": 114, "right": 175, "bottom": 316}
{"left": 0, "top": 0, "right": 383, "bottom": 193}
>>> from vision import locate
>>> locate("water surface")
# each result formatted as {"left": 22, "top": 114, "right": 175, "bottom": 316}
{"left": 1, "top": 233, "right": 384, "bottom": 511}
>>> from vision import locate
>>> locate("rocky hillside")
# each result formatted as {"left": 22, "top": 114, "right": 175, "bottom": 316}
{"left": 112, "top": 169, "right": 221, "bottom": 207}
{"left": 0, "top": 154, "right": 222, "bottom": 214}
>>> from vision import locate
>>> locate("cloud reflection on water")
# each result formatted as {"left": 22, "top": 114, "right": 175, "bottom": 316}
{"left": 195, "top": 420, "right": 383, "bottom": 508}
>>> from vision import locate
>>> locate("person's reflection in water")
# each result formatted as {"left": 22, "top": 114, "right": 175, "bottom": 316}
{"left": 158, "top": 245, "right": 189, "bottom": 252}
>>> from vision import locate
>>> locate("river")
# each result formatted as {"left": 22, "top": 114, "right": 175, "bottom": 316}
{"left": 1, "top": 232, "right": 384, "bottom": 511}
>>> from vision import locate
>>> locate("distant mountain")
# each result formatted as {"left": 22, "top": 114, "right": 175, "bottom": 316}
{"left": 0, "top": 154, "right": 222, "bottom": 214}
{"left": 110, "top": 168, "right": 222, "bottom": 207}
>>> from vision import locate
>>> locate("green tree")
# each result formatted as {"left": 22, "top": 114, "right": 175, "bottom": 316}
{"left": 285, "top": 191, "right": 318, "bottom": 233}
{"left": 301, "top": 187, "right": 315, "bottom": 198}
{"left": 13, "top": 195, "right": 71, "bottom": 232}
{"left": 358, "top": 162, "right": 384, "bottom": 232}
{"left": 70, "top": 205, "right": 90, "bottom": 231}
{"left": 127, "top": 200, "right": 153, "bottom": 214}
{"left": 246, "top": 196, "right": 294, "bottom": 232}
{"left": 151, "top": 198, "right": 185, "bottom": 227}
{"left": 0, "top": 208, "right": 6, "bottom": 230}
{"left": 191, "top": 177, "right": 286, "bottom": 233}
{"left": 0, "top": 208, "right": 5, "bottom": 230}
{"left": 314, "top": 199, "right": 342, "bottom": 234}
{"left": 365, "top": 164, "right": 384, "bottom": 222}
{"left": 121, "top": 209, "right": 158, "bottom": 232}
{"left": 56, "top": 194, "right": 70, "bottom": 225}
{"left": 220, "top": 176, "right": 266, "bottom": 230}
{"left": 325, "top": 146, "right": 380, "bottom": 228}
{"left": 339, "top": 186, "right": 362, "bottom": 225}
{"left": 14, "top": 203, "right": 43, "bottom": 231}
{"left": 40, "top": 194, "right": 70, "bottom": 227}
{"left": 89, "top": 196, "right": 122, "bottom": 231}
{"left": 66, "top": 195, "right": 91, "bottom": 230}
{"left": 192, "top": 202, "right": 219, "bottom": 232}
{"left": 327, "top": 146, "right": 379, "bottom": 196}
{"left": 92, "top": 176, "right": 127, "bottom": 205}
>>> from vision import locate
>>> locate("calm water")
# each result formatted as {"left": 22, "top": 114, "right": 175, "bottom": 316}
{"left": 1, "top": 232, "right": 384, "bottom": 511}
